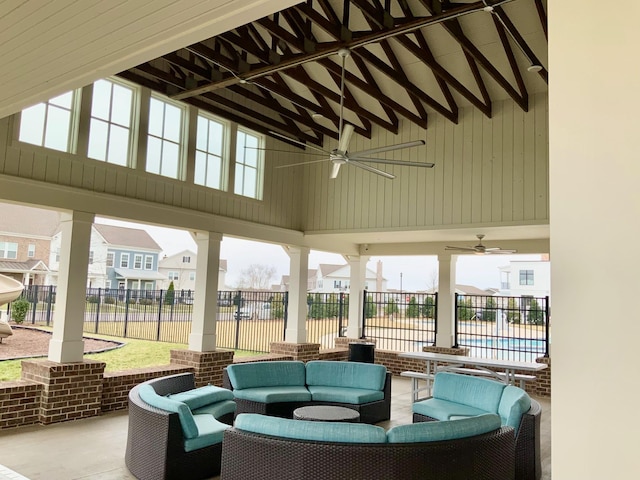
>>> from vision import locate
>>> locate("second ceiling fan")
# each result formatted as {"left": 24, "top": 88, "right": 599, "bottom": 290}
{"left": 445, "top": 234, "right": 517, "bottom": 255}
{"left": 272, "top": 48, "right": 434, "bottom": 179}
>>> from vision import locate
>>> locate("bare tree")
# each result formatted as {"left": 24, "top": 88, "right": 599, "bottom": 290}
{"left": 237, "top": 264, "right": 276, "bottom": 290}
{"left": 425, "top": 267, "right": 438, "bottom": 292}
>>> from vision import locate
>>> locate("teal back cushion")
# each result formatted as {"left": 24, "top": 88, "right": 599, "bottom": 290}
{"left": 498, "top": 385, "right": 531, "bottom": 432}
{"left": 305, "top": 361, "right": 386, "bottom": 390}
{"left": 235, "top": 413, "right": 387, "bottom": 444}
{"left": 168, "top": 385, "right": 234, "bottom": 410}
{"left": 227, "top": 361, "right": 306, "bottom": 389}
{"left": 433, "top": 372, "right": 506, "bottom": 413}
{"left": 386, "top": 414, "right": 502, "bottom": 443}
{"left": 138, "top": 384, "right": 198, "bottom": 439}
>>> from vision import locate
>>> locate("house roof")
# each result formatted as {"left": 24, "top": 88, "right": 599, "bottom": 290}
{"left": 159, "top": 250, "right": 228, "bottom": 271}
{"left": 113, "top": 268, "right": 167, "bottom": 281}
{"left": 0, "top": 259, "right": 50, "bottom": 273}
{"left": 0, "top": 203, "right": 60, "bottom": 237}
{"left": 93, "top": 224, "right": 162, "bottom": 251}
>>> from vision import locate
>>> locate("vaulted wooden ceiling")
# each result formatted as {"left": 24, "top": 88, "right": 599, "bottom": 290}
{"left": 119, "top": 0, "right": 547, "bottom": 148}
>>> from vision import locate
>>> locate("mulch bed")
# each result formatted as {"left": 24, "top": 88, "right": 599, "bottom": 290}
{"left": 0, "top": 325, "right": 122, "bottom": 361}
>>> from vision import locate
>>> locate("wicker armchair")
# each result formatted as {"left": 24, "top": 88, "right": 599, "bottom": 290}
{"left": 413, "top": 398, "right": 542, "bottom": 480}
{"left": 125, "top": 373, "right": 233, "bottom": 480}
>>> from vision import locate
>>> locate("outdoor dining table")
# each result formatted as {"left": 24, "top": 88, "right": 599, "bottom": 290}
{"left": 398, "top": 350, "right": 548, "bottom": 398}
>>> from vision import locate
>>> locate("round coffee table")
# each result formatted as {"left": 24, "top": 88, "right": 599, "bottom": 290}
{"left": 293, "top": 405, "right": 360, "bottom": 423}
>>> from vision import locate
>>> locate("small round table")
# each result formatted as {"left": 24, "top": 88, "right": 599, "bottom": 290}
{"left": 293, "top": 405, "right": 360, "bottom": 423}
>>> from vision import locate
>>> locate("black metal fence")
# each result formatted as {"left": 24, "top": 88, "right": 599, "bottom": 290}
{"left": 362, "top": 291, "right": 438, "bottom": 352}
{"left": 454, "top": 293, "right": 550, "bottom": 361}
{"left": 5, "top": 285, "right": 549, "bottom": 361}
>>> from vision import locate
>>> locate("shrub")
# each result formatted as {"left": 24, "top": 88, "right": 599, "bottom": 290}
{"left": 11, "top": 298, "right": 30, "bottom": 324}
{"left": 138, "top": 298, "right": 153, "bottom": 306}
{"left": 164, "top": 282, "right": 175, "bottom": 305}
{"left": 87, "top": 295, "right": 100, "bottom": 304}
{"left": 104, "top": 296, "right": 116, "bottom": 304}
{"left": 365, "top": 294, "right": 376, "bottom": 318}
{"left": 406, "top": 296, "right": 420, "bottom": 318}
{"left": 528, "top": 299, "right": 545, "bottom": 325}
{"left": 422, "top": 296, "right": 435, "bottom": 318}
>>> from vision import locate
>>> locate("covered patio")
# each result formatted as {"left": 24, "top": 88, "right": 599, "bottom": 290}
{"left": 0, "top": 375, "right": 550, "bottom": 480}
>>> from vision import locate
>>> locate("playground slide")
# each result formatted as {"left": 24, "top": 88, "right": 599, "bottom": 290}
{"left": 0, "top": 274, "right": 23, "bottom": 307}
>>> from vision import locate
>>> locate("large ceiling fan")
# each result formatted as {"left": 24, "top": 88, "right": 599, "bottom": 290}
{"left": 272, "top": 48, "right": 434, "bottom": 180}
{"left": 445, "top": 234, "right": 517, "bottom": 255}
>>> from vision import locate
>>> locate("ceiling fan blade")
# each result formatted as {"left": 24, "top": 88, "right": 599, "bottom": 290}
{"left": 268, "top": 130, "right": 329, "bottom": 155}
{"left": 247, "top": 147, "right": 326, "bottom": 156}
{"left": 275, "top": 158, "right": 330, "bottom": 169}
{"left": 486, "top": 249, "right": 517, "bottom": 254}
{"left": 349, "top": 160, "right": 395, "bottom": 179}
{"left": 330, "top": 162, "right": 342, "bottom": 179}
{"left": 337, "top": 123, "right": 354, "bottom": 153}
{"left": 348, "top": 156, "right": 435, "bottom": 168}
{"left": 350, "top": 140, "right": 425, "bottom": 157}
{"left": 445, "top": 246, "right": 479, "bottom": 252}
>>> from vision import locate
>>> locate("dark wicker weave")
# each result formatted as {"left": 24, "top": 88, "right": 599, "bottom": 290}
{"left": 220, "top": 426, "right": 516, "bottom": 480}
{"left": 125, "top": 373, "right": 233, "bottom": 480}
{"left": 413, "top": 398, "right": 542, "bottom": 480}
{"left": 222, "top": 368, "right": 391, "bottom": 424}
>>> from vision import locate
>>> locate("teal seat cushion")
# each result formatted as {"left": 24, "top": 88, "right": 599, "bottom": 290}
{"left": 192, "top": 399, "right": 236, "bottom": 419}
{"left": 387, "top": 414, "right": 502, "bottom": 443}
{"left": 498, "top": 385, "right": 532, "bottom": 432}
{"left": 307, "top": 386, "right": 384, "bottom": 405}
{"left": 305, "top": 361, "right": 387, "bottom": 391}
{"left": 412, "top": 398, "right": 488, "bottom": 421}
{"left": 138, "top": 384, "right": 198, "bottom": 439}
{"left": 183, "top": 415, "right": 229, "bottom": 452}
{"left": 227, "top": 361, "right": 306, "bottom": 389}
{"left": 233, "top": 386, "right": 312, "bottom": 403}
{"left": 235, "top": 413, "right": 387, "bottom": 444}
{"left": 433, "top": 372, "right": 506, "bottom": 413}
{"left": 168, "top": 385, "right": 234, "bottom": 410}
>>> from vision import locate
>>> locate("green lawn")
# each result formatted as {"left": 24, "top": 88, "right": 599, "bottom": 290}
{"left": 0, "top": 331, "right": 259, "bottom": 382}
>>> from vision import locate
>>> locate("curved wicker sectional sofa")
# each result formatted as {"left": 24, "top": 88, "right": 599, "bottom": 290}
{"left": 222, "top": 360, "right": 391, "bottom": 424}
{"left": 125, "top": 373, "right": 236, "bottom": 480}
{"left": 220, "top": 413, "right": 516, "bottom": 480}
{"left": 412, "top": 372, "right": 542, "bottom": 480}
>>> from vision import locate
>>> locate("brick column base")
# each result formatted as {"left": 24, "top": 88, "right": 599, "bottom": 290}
{"left": 21, "top": 360, "right": 105, "bottom": 425}
{"left": 270, "top": 342, "right": 320, "bottom": 362}
{"left": 170, "top": 349, "right": 234, "bottom": 387}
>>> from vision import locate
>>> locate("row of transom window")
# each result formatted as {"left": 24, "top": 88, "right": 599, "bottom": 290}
{"left": 17, "top": 77, "right": 265, "bottom": 200}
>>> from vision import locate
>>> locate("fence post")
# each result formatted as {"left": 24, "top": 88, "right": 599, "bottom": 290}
{"left": 453, "top": 293, "right": 459, "bottom": 348}
{"left": 45, "top": 286, "right": 54, "bottom": 326}
{"left": 30, "top": 284, "right": 38, "bottom": 324}
{"left": 95, "top": 288, "right": 101, "bottom": 334}
{"left": 283, "top": 291, "right": 288, "bottom": 341}
{"left": 433, "top": 292, "right": 438, "bottom": 346}
{"left": 157, "top": 290, "right": 163, "bottom": 341}
{"left": 361, "top": 291, "right": 367, "bottom": 339}
{"left": 234, "top": 291, "right": 242, "bottom": 350}
{"left": 338, "top": 292, "right": 344, "bottom": 337}
{"left": 544, "top": 295, "right": 550, "bottom": 357}
{"left": 123, "top": 288, "right": 130, "bottom": 338}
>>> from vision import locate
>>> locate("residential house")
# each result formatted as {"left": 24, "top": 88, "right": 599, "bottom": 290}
{"left": 498, "top": 256, "right": 550, "bottom": 298}
{"left": 0, "top": 203, "right": 59, "bottom": 285}
{"left": 157, "top": 249, "right": 228, "bottom": 293}
{"left": 279, "top": 263, "right": 386, "bottom": 293}
{"left": 49, "top": 224, "right": 165, "bottom": 290}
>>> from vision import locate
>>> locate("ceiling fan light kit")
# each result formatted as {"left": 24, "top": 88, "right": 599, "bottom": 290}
{"left": 272, "top": 49, "right": 434, "bottom": 180}
{"left": 445, "top": 234, "right": 517, "bottom": 255}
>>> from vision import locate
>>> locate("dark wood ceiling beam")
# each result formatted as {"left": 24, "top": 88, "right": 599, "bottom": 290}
{"left": 534, "top": 0, "right": 547, "bottom": 40}
{"left": 491, "top": 14, "right": 527, "bottom": 101}
{"left": 463, "top": 51, "right": 491, "bottom": 108}
{"left": 172, "top": 1, "right": 512, "bottom": 101}
{"left": 323, "top": 66, "right": 375, "bottom": 133}
{"left": 117, "top": 69, "right": 318, "bottom": 147}
{"left": 354, "top": 47, "right": 457, "bottom": 122}
{"left": 421, "top": 0, "right": 527, "bottom": 111}
{"left": 294, "top": 3, "right": 342, "bottom": 39}
{"left": 219, "top": 30, "right": 270, "bottom": 66}
{"left": 493, "top": 6, "right": 548, "bottom": 84}
{"left": 281, "top": 67, "right": 393, "bottom": 133}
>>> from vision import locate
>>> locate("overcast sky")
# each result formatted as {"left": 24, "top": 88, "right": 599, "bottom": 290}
{"left": 95, "top": 217, "right": 541, "bottom": 291}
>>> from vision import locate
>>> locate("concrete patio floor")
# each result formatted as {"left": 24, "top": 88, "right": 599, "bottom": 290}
{"left": 0, "top": 375, "right": 550, "bottom": 480}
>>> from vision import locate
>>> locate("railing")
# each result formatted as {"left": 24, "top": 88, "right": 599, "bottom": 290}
{"left": 454, "top": 293, "right": 550, "bottom": 362}
{"left": 306, "top": 292, "right": 347, "bottom": 349}
{"left": 362, "top": 291, "right": 437, "bottom": 352}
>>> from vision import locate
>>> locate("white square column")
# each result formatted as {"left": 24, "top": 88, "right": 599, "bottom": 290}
{"left": 48, "top": 211, "right": 94, "bottom": 363}
{"left": 347, "top": 255, "right": 369, "bottom": 338}
{"left": 435, "top": 253, "right": 456, "bottom": 348}
{"left": 188, "top": 232, "right": 222, "bottom": 352}
{"left": 285, "top": 246, "right": 309, "bottom": 343}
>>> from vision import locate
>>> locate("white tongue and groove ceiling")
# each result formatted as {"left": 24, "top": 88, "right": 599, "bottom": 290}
{"left": 0, "top": 0, "right": 299, "bottom": 119}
